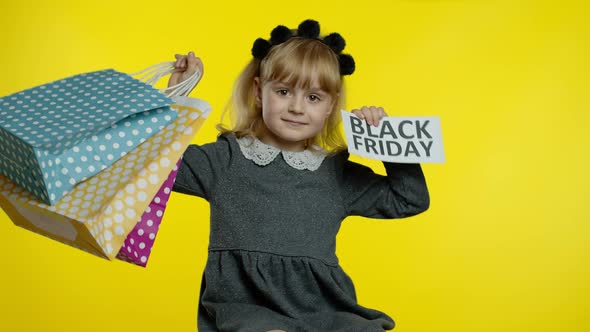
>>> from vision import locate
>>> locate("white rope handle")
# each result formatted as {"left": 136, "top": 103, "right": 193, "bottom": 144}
{"left": 130, "top": 61, "right": 202, "bottom": 98}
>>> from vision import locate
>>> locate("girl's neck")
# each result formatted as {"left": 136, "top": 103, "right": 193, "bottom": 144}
{"left": 256, "top": 126, "right": 308, "bottom": 152}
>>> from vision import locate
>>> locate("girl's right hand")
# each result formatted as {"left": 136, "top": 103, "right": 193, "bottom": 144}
{"left": 168, "top": 51, "right": 204, "bottom": 90}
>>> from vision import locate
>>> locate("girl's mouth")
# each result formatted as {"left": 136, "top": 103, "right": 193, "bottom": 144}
{"left": 283, "top": 119, "right": 307, "bottom": 126}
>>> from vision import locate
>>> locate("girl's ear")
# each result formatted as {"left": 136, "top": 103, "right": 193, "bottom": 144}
{"left": 254, "top": 77, "right": 262, "bottom": 107}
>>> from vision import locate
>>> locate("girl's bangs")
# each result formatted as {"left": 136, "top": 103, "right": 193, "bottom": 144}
{"left": 261, "top": 38, "right": 341, "bottom": 95}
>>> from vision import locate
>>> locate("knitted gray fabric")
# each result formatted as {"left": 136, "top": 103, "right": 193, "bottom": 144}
{"left": 173, "top": 134, "right": 429, "bottom": 332}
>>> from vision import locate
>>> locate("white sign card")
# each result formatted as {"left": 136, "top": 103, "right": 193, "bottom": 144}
{"left": 341, "top": 111, "right": 445, "bottom": 163}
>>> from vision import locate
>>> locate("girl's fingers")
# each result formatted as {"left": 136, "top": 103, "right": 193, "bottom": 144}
{"left": 174, "top": 52, "right": 202, "bottom": 70}
{"left": 352, "top": 106, "right": 388, "bottom": 126}
{"left": 363, "top": 107, "right": 374, "bottom": 126}
{"left": 366, "top": 106, "right": 377, "bottom": 126}
{"left": 351, "top": 109, "right": 365, "bottom": 119}
{"left": 174, "top": 54, "right": 190, "bottom": 69}
{"left": 186, "top": 52, "right": 204, "bottom": 78}
{"left": 175, "top": 54, "right": 183, "bottom": 67}
{"left": 352, "top": 106, "right": 387, "bottom": 126}
{"left": 359, "top": 107, "right": 371, "bottom": 125}
{"left": 375, "top": 106, "right": 386, "bottom": 122}
{"left": 186, "top": 53, "right": 199, "bottom": 71}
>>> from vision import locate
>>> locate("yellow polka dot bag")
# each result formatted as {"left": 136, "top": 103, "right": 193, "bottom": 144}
{"left": 0, "top": 62, "right": 199, "bottom": 205}
{"left": 0, "top": 94, "right": 209, "bottom": 264}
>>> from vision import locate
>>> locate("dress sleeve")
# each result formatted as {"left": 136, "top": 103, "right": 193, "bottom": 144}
{"left": 338, "top": 153, "right": 430, "bottom": 219}
{"left": 172, "top": 135, "right": 232, "bottom": 200}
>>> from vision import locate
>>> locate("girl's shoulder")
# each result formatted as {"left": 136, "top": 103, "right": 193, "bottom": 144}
{"left": 324, "top": 148, "right": 351, "bottom": 167}
{"left": 198, "top": 132, "right": 238, "bottom": 151}
{"left": 183, "top": 133, "right": 239, "bottom": 169}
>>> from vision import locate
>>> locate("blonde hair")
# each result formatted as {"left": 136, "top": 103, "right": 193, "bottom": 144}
{"left": 218, "top": 37, "right": 347, "bottom": 153}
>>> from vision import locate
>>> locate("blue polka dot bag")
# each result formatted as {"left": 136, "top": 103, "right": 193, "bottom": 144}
{"left": 0, "top": 62, "right": 201, "bottom": 205}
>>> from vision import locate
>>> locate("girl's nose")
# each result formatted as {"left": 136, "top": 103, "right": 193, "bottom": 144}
{"left": 288, "top": 96, "right": 304, "bottom": 114}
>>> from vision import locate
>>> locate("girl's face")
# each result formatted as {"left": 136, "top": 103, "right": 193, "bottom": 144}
{"left": 254, "top": 77, "right": 333, "bottom": 151}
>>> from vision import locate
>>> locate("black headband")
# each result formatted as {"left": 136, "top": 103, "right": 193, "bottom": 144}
{"left": 251, "top": 19, "right": 355, "bottom": 76}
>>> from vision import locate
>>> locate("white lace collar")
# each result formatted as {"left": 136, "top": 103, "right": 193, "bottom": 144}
{"left": 236, "top": 136, "right": 327, "bottom": 171}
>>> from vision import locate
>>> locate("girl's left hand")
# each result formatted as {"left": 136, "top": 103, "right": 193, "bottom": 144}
{"left": 351, "top": 106, "right": 387, "bottom": 127}
{"left": 168, "top": 51, "right": 203, "bottom": 89}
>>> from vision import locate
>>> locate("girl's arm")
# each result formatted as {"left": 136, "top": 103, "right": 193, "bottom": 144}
{"left": 339, "top": 106, "right": 430, "bottom": 219}
{"left": 173, "top": 136, "right": 232, "bottom": 201}
{"left": 340, "top": 158, "right": 429, "bottom": 219}
{"left": 168, "top": 51, "right": 221, "bottom": 199}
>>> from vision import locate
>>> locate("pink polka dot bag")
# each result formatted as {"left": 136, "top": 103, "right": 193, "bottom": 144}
{"left": 115, "top": 160, "right": 179, "bottom": 267}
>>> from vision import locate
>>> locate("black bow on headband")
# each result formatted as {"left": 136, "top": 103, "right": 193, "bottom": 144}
{"left": 251, "top": 19, "right": 356, "bottom": 76}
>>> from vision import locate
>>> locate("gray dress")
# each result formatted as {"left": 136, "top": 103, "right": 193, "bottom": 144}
{"left": 173, "top": 134, "right": 429, "bottom": 332}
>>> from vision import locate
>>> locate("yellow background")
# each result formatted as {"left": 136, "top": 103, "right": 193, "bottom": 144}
{"left": 1, "top": 0, "right": 588, "bottom": 331}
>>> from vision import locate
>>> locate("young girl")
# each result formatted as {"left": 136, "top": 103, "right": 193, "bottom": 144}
{"left": 169, "top": 20, "right": 429, "bottom": 332}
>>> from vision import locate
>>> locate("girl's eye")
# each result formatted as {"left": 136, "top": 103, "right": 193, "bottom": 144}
{"left": 276, "top": 89, "right": 289, "bottom": 96}
{"left": 308, "top": 95, "right": 321, "bottom": 102}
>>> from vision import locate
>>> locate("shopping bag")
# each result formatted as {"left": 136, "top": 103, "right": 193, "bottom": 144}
{"left": 0, "top": 62, "right": 201, "bottom": 206}
{"left": 116, "top": 159, "right": 180, "bottom": 267}
{"left": 0, "top": 96, "right": 210, "bottom": 263}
